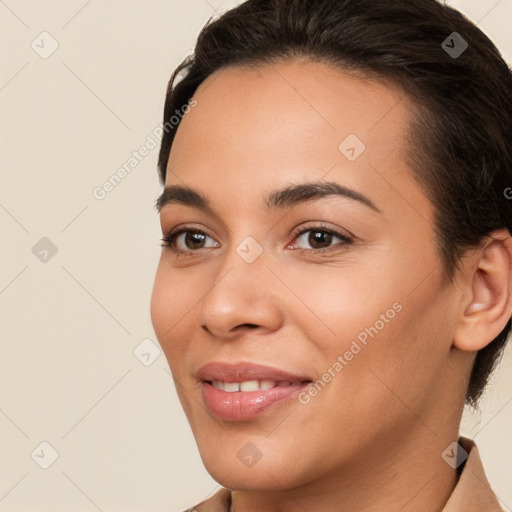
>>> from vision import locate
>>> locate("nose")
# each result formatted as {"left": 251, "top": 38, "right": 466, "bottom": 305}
{"left": 196, "top": 247, "right": 284, "bottom": 340}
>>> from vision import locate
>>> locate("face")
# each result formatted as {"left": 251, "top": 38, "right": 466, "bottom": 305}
{"left": 150, "top": 59, "right": 463, "bottom": 491}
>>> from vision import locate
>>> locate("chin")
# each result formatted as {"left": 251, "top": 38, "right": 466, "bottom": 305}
{"left": 205, "top": 462, "right": 301, "bottom": 492}
{"left": 197, "top": 440, "right": 312, "bottom": 492}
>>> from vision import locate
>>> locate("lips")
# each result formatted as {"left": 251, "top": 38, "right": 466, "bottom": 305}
{"left": 196, "top": 361, "right": 311, "bottom": 383}
{"left": 197, "top": 362, "right": 312, "bottom": 421}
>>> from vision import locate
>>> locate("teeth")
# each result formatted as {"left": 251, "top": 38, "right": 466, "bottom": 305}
{"left": 210, "top": 380, "right": 299, "bottom": 392}
{"left": 224, "top": 382, "right": 240, "bottom": 392}
{"left": 240, "top": 380, "right": 259, "bottom": 392}
{"left": 259, "top": 380, "right": 275, "bottom": 390}
{"left": 212, "top": 380, "right": 225, "bottom": 390}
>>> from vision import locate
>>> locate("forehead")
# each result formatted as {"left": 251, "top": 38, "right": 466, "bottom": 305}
{"left": 181, "top": 58, "right": 410, "bottom": 138}
{"left": 165, "top": 59, "right": 431, "bottom": 224}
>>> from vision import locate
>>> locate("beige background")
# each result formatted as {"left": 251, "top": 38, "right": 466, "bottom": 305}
{"left": 0, "top": 0, "right": 511, "bottom": 510}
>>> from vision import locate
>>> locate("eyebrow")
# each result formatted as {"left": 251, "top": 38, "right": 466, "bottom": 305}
{"left": 154, "top": 181, "right": 381, "bottom": 215}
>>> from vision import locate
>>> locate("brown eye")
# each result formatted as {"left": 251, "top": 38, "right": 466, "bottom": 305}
{"left": 183, "top": 232, "right": 207, "bottom": 249}
{"left": 291, "top": 225, "right": 353, "bottom": 253}
{"left": 306, "top": 231, "right": 334, "bottom": 249}
{"left": 161, "top": 229, "right": 219, "bottom": 253}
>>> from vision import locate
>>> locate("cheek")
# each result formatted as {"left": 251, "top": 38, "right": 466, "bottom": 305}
{"left": 329, "top": 276, "right": 455, "bottom": 420}
{"left": 150, "top": 264, "right": 192, "bottom": 362}
{"left": 288, "top": 262, "right": 403, "bottom": 355}
{"left": 296, "top": 261, "right": 450, "bottom": 411}
{"left": 150, "top": 265, "right": 170, "bottom": 345}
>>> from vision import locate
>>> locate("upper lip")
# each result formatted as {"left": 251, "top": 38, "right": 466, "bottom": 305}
{"left": 197, "top": 362, "right": 312, "bottom": 383}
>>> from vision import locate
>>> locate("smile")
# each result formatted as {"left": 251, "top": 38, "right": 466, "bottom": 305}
{"left": 197, "top": 361, "right": 313, "bottom": 421}
{"left": 209, "top": 379, "right": 304, "bottom": 392}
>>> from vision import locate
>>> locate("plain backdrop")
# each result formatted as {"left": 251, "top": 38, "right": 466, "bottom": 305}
{"left": 0, "top": 0, "right": 511, "bottom": 510}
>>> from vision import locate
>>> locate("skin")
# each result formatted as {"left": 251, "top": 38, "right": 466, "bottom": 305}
{"left": 150, "top": 59, "right": 512, "bottom": 511}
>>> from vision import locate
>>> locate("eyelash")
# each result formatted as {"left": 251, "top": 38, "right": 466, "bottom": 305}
{"left": 160, "top": 224, "right": 353, "bottom": 256}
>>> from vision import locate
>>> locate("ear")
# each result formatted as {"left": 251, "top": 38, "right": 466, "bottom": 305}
{"left": 453, "top": 229, "right": 512, "bottom": 352}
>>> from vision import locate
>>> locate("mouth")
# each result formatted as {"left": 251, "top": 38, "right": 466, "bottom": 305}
{"left": 207, "top": 379, "right": 308, "bottom": 392}
{"left": 197, "top": 362, "right": 313, "bottom": 421}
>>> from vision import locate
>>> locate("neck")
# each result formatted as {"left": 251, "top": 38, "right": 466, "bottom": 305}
{"left": 230, "top": 425, "right": 460, "bottom": 512}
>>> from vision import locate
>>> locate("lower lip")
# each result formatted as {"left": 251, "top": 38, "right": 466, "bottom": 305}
{"left": 202, "top": 381, "right": 310, "bottom": 421}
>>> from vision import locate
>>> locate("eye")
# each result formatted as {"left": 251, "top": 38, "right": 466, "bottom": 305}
{"left": 289, "top": 224, "right": 353, "bottom": 253}
{"left": 160, "top": 223, "right": 353, "bottom": 256}
{"left": 160, "top": 228, "right": 219, "bottom": 254}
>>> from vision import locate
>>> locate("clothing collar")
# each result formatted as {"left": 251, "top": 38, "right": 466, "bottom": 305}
{"left": 442, "top": 436, "right": 503, "bottom": 511}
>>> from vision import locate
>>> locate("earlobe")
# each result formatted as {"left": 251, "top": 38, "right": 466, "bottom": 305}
{"left": 454, "top": 230, "right": 512, "bottom": 352}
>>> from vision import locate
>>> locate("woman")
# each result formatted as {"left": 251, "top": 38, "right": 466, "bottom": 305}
{"left": 150, "top": 0, "right": 512, "bottom": 510}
